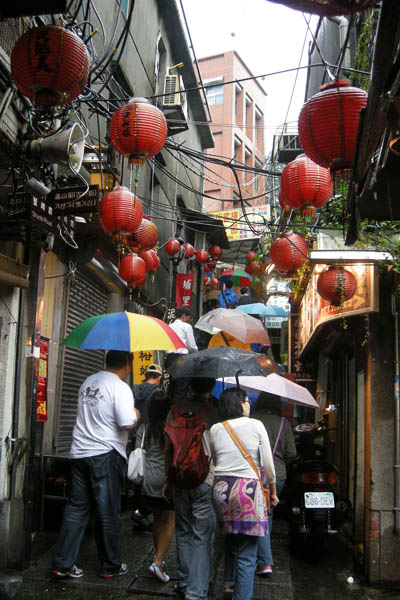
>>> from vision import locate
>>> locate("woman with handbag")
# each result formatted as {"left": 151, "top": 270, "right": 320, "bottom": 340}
{"left": 134, "top": 390, "right": 175, "bottom": 584}
{"left": 209, "top": 387, "right": 278, "bottom": 600}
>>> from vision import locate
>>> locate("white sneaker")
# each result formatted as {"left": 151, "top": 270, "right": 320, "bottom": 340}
{"left": 149, "top": 562, "right": 170, "bottom": 583}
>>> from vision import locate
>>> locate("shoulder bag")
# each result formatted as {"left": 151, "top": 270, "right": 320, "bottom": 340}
{"left": 222, "top": 420, "right": 271, "bottom": 512}
{"left": 127, "top": 425, "right": 147, "bottom": 484}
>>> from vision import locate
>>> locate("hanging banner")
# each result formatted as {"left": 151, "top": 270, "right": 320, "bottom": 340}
{"left": 133, "top": 350, "right": 154, "bottom": 385}
{"left": 176, "top": 273, "right": 194, "bottom": 308}
{"left": 36, "top": 340, "right": 49, "bottom": 422}
{"left": 209, "top": 205, "right": 270, "bottom": 241}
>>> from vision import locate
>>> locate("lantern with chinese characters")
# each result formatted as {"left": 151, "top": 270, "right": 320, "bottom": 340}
{"left": 196, "top": 249, "right": 208, "bottom": 264}
{"left": 184, "top": 243, "right": 194, "bottom": 259}
{"left": 11, "top": 25, "right": 89, "bottom": 107}
{"left": 270, "top": 231, "right": 308, "bottom": 272}
{"left": 298, "top": 80, "right": 368, "bottom": 175}
{"left": 280, "top": 155, "right": 333, "bottom": 210}
{"left": 119, "top": 253, "right": 146, "bottom": 283}
{"left": 208, "top": 244, "right": 222, "bottom": 261}
{"left": 165, "top": 238, "right": 180, "bottom": 256}
{"left": 317, "top": 265, "right": 357, "bottom": 306}
{"left": 99, "top": 187, "right": 143, "bottom": 242}
{"left": 110, "top": 97, "right": 167, "bottom": 164}
{"left": 266, "top": 0, "right": 376, "bottom": 16}
{"left": 127, "top": 217, "right": 158, "bottom": 252}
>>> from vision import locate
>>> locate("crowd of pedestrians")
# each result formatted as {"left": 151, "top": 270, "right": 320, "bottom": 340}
{"left": 50, "top": 283, "right": 296, "bottom": 600}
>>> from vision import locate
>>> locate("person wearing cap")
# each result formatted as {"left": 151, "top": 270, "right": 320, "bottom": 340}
{"left": 133, "top": 364, "right": 163, "bottom": 426}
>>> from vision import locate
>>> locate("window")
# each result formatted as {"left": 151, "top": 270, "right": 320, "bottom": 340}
{"left": 245, "top": 94, "right": 253, "bottom": 141}
{"left": 255, "top": 156, "right": 264, "bottom": 192}
{"left": 235, "top": 83, "right": 243, "bottom": 126}
{"left": 233, "top": 191, "right": 241, "bottom": 208}
{"left": 205, "top": 84, "right": 224, "bottom": 106}
{"left": 234, "top": 135, "right": 242, "bottom": 164}
{"left": 255, "top": 106, "right": 264, "bottom": 151}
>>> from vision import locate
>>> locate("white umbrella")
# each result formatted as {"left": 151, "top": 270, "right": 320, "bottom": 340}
{"left": 195, "top": 308, "right": 270, "bottom": 345}
{"left": 217, "top": 373, "right": 319, "bottom": 408}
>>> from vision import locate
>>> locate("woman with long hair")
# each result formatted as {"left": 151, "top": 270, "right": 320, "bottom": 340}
{"left": 209, "top": 387, "right": 278, "bottom": 600}
{"left": 135, "top": 390, "right": 175, "bottom": 583}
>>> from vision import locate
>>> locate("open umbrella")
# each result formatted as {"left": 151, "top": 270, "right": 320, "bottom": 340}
{"left": 62, "top": 311, "right": 185, "bottom": 352}
{"left": 195, "top": 308, "right": 270, "bottom": 345}
{"left": 168, "top": 346, "right": 274, "bottom": 379}
{"left": 237, "top": 303, "right": 289, "bottom": 317}
{"left": 217, "top": 373, "right": 319, "bottom": 408}
{"left": 219, "top": 268, "right": 252, "bottom": 287}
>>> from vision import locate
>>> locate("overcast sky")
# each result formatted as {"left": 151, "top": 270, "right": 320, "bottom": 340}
{"left": 180, "top": 0, "right": 318, "bottom": 152}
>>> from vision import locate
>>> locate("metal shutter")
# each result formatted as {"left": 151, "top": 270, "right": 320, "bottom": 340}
{"left": 55, "top": 271, "right": 108, "bottom": 452}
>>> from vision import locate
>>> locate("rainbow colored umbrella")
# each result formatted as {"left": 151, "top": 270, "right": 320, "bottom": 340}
{"left": 219, "top": 268, "right": 253, "bottom": 287}
{"left": 61, "top": 311, "right": 186, "bottom": 352}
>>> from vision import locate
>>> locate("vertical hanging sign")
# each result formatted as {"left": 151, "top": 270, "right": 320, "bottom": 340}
{"left": 132, "top": 351, "right": 154, "bottom": 385}
{"left": 36, "top": 340, "right": 49, "bottom": 422}
{"left": 176, "top": 273, "right": 194, "bottom": 308}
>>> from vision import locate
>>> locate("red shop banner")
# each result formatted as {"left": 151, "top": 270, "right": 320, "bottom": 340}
{"left": 36, "top": 340, "right": 49, "bottom": 422}
{"left": 176, "top": 273, "right": 194, "bottom": 308}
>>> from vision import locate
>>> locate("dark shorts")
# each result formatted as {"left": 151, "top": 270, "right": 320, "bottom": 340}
{"left": 140, "top": 494, "right": 174, "bottom": 511}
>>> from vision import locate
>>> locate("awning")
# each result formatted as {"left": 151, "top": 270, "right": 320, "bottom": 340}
{"left": 180, "top": 206, "right": 230, "bottom": 249}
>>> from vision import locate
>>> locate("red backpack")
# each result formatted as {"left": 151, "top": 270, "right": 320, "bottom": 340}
{"left": 164, "top": 404, "right": 212, "bottom": 489}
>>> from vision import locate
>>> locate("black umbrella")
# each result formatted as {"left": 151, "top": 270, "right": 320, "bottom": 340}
{"left": 168, "top": 346, "right": 276, "bottom": 379}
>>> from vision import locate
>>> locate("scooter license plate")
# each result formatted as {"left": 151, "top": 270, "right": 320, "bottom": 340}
{"left": 304, "top": 492, "right": 335, "bottom": 509}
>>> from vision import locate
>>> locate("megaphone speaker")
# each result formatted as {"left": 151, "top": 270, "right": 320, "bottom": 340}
{"left": 26, "top": 123, "right": 86, "bottom": 172}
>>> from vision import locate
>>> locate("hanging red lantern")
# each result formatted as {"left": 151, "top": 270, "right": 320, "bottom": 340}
{"left": 246, "top": 251, "right": 257, "bottom": 264}
{"left": 211, "top": 278, "right": 219, "bottom": 288}
{"left": 246, "top": 261, "right": 262, "bottom": 276}
{"left": 298, "top": 80, "right": 368, "bottom": 175}
{"left": 208, "top": 244, "right": 222, "bottom": 261}
{"left": 110, "top": 98, "right": 167, "bottom": 164}
{"left": 119, "top": 253, "right": 146, "bottom": 283}
{"left": 165, "top": 238, "right": 181, "bottom": 256}
{"left": 184, "top": 243, "right": 194, "bottom": 259}
{"left": 148, "top": 249, "right": 160, "bottom": 273}
{"left": 280, "top": 155, "right": 333, "bottom": 210}
{"left": 139, "top": 250, "right": 156, "bottom": 273}
{"left": 127, "top": 217, "right": 158, "bottom": 252}
{"left": 99, "top": 187, "right": 143, "bottom": 240}
{"left": 196, "top": 249, "right": 209, "bottom": 264}
{"left": 128, "top": 273, "right": 147, "bottom": 290}
{"left": 317, "top": 265, "right": 357, "bottom": 306}
{"left": 265, "top": 0, "right": 376, "bottom": 16}
{"left": 270, "top": 231, "right": 308, "bottom": 272}
{"left": 11, "top": 25, "right": 89, "bottom": 107}
{"left": 206, "top": 261, "right": 216, "bottom": 271}
{"left": 203, "top": 276, "right": 211, "bottom": 287}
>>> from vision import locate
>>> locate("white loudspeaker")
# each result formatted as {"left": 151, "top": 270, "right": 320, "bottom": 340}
{"left": 26, "top": 123, "right": 86, "bottom": 173}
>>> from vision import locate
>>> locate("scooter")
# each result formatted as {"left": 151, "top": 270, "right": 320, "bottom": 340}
{"left": 286, "top": 423, "right": 350, "bottom": 555}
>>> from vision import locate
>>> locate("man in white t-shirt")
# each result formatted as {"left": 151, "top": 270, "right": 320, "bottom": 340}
{"left": 51, "top": 350, "right": 139, "bottom": 580}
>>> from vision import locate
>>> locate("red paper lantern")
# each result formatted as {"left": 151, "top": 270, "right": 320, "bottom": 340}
{"left": 211, "top": 278, "right": 219, "bottom": 288}
{"left": 165, "top": 238, "right": 180, "bottom": 256}
{"left": 184, "top": 243, "right": 194, "bottom": 259}
{"left": 246, "top": 251, "right": 257, "bottom": 264}
{"left": 206, "top": 261, "right": 216, "bottom": 271}
{"left": 281, "top": 155, "right": 333, "bottom": 210}
{"left": 119, "top": 253, "right": 146, "bottom": 283}
{"left": 139, "top": 250, "right": 156, "bottom": 273}
{"left": 110, "top": 98, "right": 167, "bottom": 164}
{"left": 196, "top": 249, "right": 209, "bottom": 264}
{"left": 148, "top": 249, "right": 160, "bottom": 273}
{"left": 128, "top": 218, "right": 158, "bottom": 252}
{"left": 246, "top": 261, "right": 262, "bottom": 276}
{"left": 265, "top": 0, "right": 376, "bottom": 16}
{"left": 317, "top": 265, "right": 357, "bottom": 306}
{"left": 99, "top": 187, "right": 143, "bottom": 238}
{"left": 270, "top": 231, "right": 308, "bottom": 272}
{"left": 11, "top": 26, "right": 89, "bottom": 107}
{"left": 298, "top": 80, "right": 368, "bottom": 174}
{"left": 203, "top": 276, "right": 211, "bottom": 287}
{"left": 208, "top": 244, "right": 222, "bottom": 261}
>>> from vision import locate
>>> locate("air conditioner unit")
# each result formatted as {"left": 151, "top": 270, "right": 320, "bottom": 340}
{"left": 163, "top": 74, "right": 182, "bottom": 107}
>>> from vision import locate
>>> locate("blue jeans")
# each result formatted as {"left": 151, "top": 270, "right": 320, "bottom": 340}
{"left": 173, "top": 482, "right": 216, "bottom": 600}
{"left": 52, "top": 450, "right": 126, "bottom": 575}
{"left": 223, "top": 534, "right": 259, "bottom": 600}
{"left": 257, "top": 479, "right": 285, "bottom": 568}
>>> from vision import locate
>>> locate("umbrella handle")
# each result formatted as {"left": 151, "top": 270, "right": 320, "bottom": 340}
{"left": 235, "top": 369, "right": 242, "bottom": 388}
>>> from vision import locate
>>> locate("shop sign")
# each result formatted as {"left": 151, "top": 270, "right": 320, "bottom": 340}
{"left": 36, "top": 340, "right": 49, "bottom": 422}
{"left": 132, "top": 350, "right": 154, "bottom": 385}
{"left": 209, "top": 204, "right": 270, "bottom": 241}
{"left": 176, "top": 273, "right": 193, "bottom": 308}
{"left": 50, "top": 185, "right": 99, "bottom": 215}
{"left": 297, "top": 263, "right": 378, "bottom": 355}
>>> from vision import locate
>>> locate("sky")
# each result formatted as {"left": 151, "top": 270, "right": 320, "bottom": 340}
{"left": 180, "top": 0, "right": 318, "bottom": 153}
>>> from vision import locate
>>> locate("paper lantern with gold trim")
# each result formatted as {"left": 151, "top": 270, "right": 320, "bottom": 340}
{"left": 196, "top": 249, "right": 209, "bottom": 264}
{"left": 11, "top": 25, "right": 89, "bottom": 107}
{"left": 127, "top": 217, "right": 158, "bottom": 252}
{"left": 119, "top": 253, "right": 146, "bottom": 283}
{"left": 110, "top": 98, "right": 167, "bottom": 164}
{"left": 270, "top": 232, "right": 308, "bottom": 272}
{"left": 99, "top": 187, "right": 143, "bottom": 239}
{"left": 317, "top": 265, "right": 357, "bottom": 306}
{"left": 281, "top": 155, "right": 333, "bottom": 210}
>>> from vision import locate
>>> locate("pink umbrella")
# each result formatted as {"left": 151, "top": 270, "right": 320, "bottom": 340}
{"left": 217, "top": 373, "right": 319, "bottom": 408}
{"left": 195, "top": 308, "right": 270, "bottom": 345}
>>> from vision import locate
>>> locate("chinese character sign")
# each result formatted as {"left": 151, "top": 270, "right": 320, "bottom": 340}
{"left": 36, "top": 340, "right": 49, "bottom": 422}
{"left": 133, "top": 350, "right": 154, "bottom": 385}
{"left": 176, "top": 273, "right": 194, "bottom": 308}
